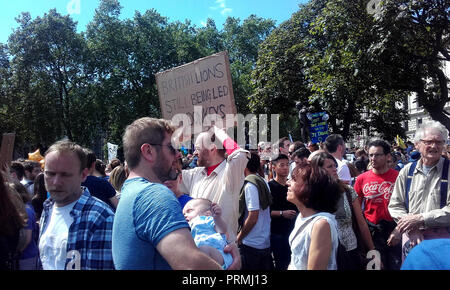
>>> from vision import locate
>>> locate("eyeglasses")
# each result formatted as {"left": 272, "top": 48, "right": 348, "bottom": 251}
{"left": 368, "top": 153, "right": 385, "bottom": 158}
{"left": 420, "top": 139, "right": 445, "bottom": 146}
{"left": 148, "top": 143, "right": 177, "bottom": 155}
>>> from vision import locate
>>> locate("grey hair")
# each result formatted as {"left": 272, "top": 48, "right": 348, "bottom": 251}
{"left": 414, "top": 120, "right": 449, "bottom": 144}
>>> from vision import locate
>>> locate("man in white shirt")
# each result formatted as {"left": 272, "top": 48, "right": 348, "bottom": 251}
{"left": 237, "top": 153, "right": 273, "bottom": 270}
{"left": 324, "top": 134, "right": 352, "bottom": 184}
{"left": 179, "top": 126, "right": 249, "bottom": 243}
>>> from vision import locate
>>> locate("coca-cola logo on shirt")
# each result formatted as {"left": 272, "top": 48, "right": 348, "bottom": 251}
{"left": 362, "top": 181, "right": 394, "bottom": 200}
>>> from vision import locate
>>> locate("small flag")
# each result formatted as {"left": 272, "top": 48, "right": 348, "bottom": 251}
{"left": 396, "top": 135, "right": 406, "bottom": 149}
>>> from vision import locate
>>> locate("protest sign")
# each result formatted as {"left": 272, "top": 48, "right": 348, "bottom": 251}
{"left": 0, "top": 133, "right": 15, "bottom": 168}
{"left": 107, "top": 142, "right": 118, "bottom": 164}
{"left": 308, "top": 112, "right": 329, "bottom": 143}
{"left": 156, "top": 51, "right": 237, "bottom": 129}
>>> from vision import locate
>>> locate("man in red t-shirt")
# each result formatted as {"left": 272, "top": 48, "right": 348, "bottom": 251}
{"left": 354, "top": 140, "right": 401, "bottom": 269}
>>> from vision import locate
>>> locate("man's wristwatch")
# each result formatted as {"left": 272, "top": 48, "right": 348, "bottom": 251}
{"left": 280, "top": 211, "right": 283, "bottom": 217}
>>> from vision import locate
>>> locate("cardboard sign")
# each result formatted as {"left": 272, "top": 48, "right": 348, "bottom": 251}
{"left": 156, "top": 51, "right": 237, "bottom": 128}
{"left": 0, "top": 133, "right": 15, "bottom": 168}
{"left": 308, "top": 112, "right": 329, "bottom": 143}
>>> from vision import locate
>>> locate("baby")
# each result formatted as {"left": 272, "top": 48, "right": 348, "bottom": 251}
{"left": 183, "top": 198, "right": 233, "bottom": 269}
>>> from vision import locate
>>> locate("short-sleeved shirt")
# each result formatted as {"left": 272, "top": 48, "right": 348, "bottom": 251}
{"left": 337, "top": 159, "right": 352, "bottom": 184}
{"left": 242, "top": 183, "right": 271, "bottom": 249}
{"left": 268, "top": 180, "right": 298, "bottom": 236}
{"left": 112, "top": 177, "right": 189, "bottom": 270}
{"left": 39, "top": 188, "right": 115, "bottom": 270}
{"left": 354, "top": 169, "right": 399, "bottom": 224}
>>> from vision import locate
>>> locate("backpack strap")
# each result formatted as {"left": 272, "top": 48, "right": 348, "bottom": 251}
{"left": 405, "top": 161, "right": 418, "bottom": 213}
{"left": 406, "top": 159, "right": 449, "bottom": 213}
{"left": 440, "top": 158, "right": 449, "bottom": 209}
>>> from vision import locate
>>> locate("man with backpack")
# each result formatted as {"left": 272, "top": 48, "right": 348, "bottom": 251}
{"left": 389, "top": 121, "right": 450, "bottom": 262}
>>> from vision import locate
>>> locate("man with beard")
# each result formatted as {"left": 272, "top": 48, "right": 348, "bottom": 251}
{"left": 354, "top": 140, "right": 401, "bottom": 269}
{"left": 112, "top": 117, "right": 224, "bottom": 270}
{"left": 179, "top": 126, "right": 250, "bottom": 243}
{"left": 389, "top": 121, "right": 450, "bottom": 261}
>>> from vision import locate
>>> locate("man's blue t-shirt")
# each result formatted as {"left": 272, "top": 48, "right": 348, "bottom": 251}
{"left": 112, "top": 177, "right": 189, "bottom": 270}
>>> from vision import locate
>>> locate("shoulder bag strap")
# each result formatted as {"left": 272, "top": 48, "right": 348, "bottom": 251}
{"left": 345, "top": 188, "right": 364, "bottom": 250}
{"left": 290, "top": 216, "right": 315, "bottom": 243}
{"left": 405, "top": 161, "right": 418, "bottom": 213}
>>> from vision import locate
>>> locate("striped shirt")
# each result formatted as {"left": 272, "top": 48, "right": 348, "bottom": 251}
{"left": 39, "top": 187, "right": 115, "bottom": 270}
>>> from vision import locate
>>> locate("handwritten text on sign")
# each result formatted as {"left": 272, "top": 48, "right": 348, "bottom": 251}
{"left": 308, "top": 112, "right": 329, "bottom": 143}
{"left": 156, "top": 51, "right": 237, "bottom": 127}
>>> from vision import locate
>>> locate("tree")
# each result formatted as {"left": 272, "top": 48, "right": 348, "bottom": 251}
{"left": 86, "top": 0, "right": 210, "bottom": 149}
{"left": 304, "top": 0, "right": 409, "bottom": 140}
{"left": 6, "top": 10, "right": 95, "bottom": 149}
{"left": 369, "top": 0, "right": 450, "bottom": 130}
{"left": 196, "top": 18, "right": 225, "bottom": 55}
{"left": 0, "top": 44, "right": 15, "bottom": 137}
{"left": 251, "top": 1, "right": 328, "bottom": 140}
{"left": 222, "top": 15, "right": 276, "bottom": 114}
{"left": 252, "top": 0, "right": 410, "bottom": 141}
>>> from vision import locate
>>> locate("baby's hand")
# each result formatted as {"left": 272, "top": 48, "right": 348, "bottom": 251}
{"left": 211, "top": 203, "right": 222, "bottom": 218}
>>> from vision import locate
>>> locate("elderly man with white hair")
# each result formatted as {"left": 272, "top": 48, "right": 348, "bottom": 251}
{"left": 388, "top": 120, "right": 450, "bottom": 259}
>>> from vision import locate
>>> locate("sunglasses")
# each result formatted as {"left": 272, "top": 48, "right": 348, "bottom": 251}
{"left": 148, "top": 143, "right": 177, "bottom": 155}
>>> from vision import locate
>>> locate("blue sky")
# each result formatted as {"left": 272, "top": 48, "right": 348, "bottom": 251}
{"left": 0, "top": 0, "right": 307, "bottom": 44}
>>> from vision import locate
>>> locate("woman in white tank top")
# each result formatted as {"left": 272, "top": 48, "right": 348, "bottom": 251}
{"left": 286, "top": 163, "right": 341, "bottom": 270}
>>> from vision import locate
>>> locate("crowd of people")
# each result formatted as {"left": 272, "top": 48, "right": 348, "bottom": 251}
{"left": 1, "top": 117, "right": 449, "bottom": 270}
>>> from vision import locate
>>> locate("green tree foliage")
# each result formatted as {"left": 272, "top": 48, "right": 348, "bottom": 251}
{"left": 368, "top": 0, "right": 450, "bottom": 129}
{"left": 3, "top": 0, "right": 445, "bottom": 153}
{"left": 0, "top": 0, "right": 275, "bottom": 154}
{"left": 252, "top": 0, "right": 410, "bottom": 141}
{"left": 6, "top": 10, "right": 95, "bottom": 150}
{"left": 223, "top": 16, "right": 275, "bottom": 114}
{"left": 251, "top": 0, "right": 327, "bottom": 140}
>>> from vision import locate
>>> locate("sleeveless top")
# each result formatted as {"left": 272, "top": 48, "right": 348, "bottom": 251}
{"left": 288, "top": 212, "right": 339, "bottom": 270}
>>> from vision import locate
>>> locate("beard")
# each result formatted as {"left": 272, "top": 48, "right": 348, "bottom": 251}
{"left": 155, "top": 165, "right": 178, "bottom": 183}
{"left": 154, "top": 154, "right": 180, "bottom": 183}
{"left": 197, "top": 156, "right": 206, "bottom": 167}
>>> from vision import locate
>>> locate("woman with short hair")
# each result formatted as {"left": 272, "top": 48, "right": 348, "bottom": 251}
{"left": 286, "top": 163, "right": 341, "bottom": 270}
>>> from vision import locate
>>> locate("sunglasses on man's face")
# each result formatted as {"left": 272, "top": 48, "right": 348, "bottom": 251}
{"left": 148, "top": 143, "right": 177, "bottom": 155}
